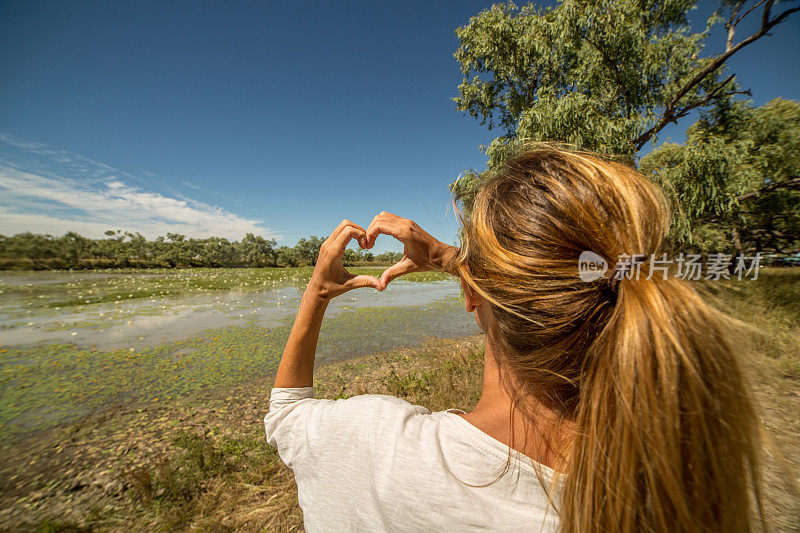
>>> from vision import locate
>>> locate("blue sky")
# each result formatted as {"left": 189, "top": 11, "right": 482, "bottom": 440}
{"left": 0, "top": 1, "right": 798, "bottom": 252}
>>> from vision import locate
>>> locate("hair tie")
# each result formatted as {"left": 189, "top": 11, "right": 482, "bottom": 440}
{"left": 609, "top": 255, "right": 647, "bottom": 292}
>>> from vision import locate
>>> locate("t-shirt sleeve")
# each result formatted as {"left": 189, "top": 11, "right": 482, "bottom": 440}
{"left": 263, "top": 387, "right": 430, "bottom": 470}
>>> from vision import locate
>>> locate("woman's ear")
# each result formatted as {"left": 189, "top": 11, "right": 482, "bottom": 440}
{"left": 460, "top": 277, "right": 481, "bottom": 312}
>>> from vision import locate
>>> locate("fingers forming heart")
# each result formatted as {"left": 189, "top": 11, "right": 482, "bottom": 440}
{"left": 320, "top": 221, "right": 381, "bottom": 293}
{"left": 356, "top": 232, "right": 418, "bottom": 291}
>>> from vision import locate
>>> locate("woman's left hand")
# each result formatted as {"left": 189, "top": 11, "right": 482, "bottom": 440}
{"left": 305, "top": 219, "right": 382, "bottom": 301}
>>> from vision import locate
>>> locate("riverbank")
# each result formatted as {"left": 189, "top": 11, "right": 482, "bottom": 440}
{"left": 0, "top": 335, "right": 486, "bottom": 531}
{"left": 1, "top": 269, "right": 799, "bottom": 531}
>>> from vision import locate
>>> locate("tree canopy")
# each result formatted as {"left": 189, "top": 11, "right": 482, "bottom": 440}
{"left": 455, "top": 0, "right": 797, "bottom": 154}
{"left": 451, "top": 0, "right": 799, "bottom": 255}
{"left": 0, "top": 231, "right": 402, "bottom": 270}
{"left": 641, "top": 97, "right": 800, "bottom": 254}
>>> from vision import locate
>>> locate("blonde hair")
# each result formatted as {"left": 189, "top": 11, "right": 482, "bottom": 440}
{"left": 455, "top": 144, "right": 763, "bottom": 532}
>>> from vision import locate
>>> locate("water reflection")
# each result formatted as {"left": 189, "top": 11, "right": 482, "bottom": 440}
{"left": 0, "top": 276, "right": 468, "bottom": 351}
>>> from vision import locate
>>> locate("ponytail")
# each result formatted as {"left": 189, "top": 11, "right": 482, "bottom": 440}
{"left": 456, "top": 143, "right": 764, "bottom": 532}
{"left": 562, "top": 278, "right": 763, "bottom": 532}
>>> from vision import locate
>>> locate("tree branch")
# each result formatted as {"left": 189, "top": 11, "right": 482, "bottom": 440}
{"left": 738, "top": 176, "right": 800, "bottom": 201}
{"left": 761, "top": 0, "right": 774, "bottom": 29}
{"left": 742, "top": 244, "right": 800, "bottom": 255}
{"left": 634, "top": 75, "right": 740, "bottom": 145}
{"left": 747, "top": 228, "right": 794, "bottom": 239}
{"left": 633, "top": 1, "right": 799, "bottom": 151}
{"left": 583, "top": 34, "right": 633, "bottom": 117}
{"left": 740, "top": 225, "right": 800, "bottom": 255}
{"left": 725, "top": 0, "right": 746, "bottom": 51}
{"left": 733, "top": 0, "right": 768, "bottom": 29}
{"left": 695, "top": 177, "right": 800, "bottom": 225}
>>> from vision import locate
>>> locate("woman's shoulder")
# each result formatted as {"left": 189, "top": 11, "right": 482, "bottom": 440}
{"left": 336, "top": 393, "right": 431, "bottom": 410}
{"left": 266, "top": 390, "right": 437, "bottom": 437}
{"left": 287, "top": 392, "right": 434, "bottom": 416}
{"left": 320, "top": 393, "right": 436, "bottom": 431}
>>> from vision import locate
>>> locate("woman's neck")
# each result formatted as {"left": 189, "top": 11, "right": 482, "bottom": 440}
{"left": 459, "top": 334, "right": 572, "bottom": 473}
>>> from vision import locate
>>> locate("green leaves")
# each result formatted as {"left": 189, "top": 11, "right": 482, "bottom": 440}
{"left": 641, "top": 98, "right": 800, "bottom": 254}
{"left": 453, "top": 0, "right": 713, "bottom": 158}
{"left": 451, "top": 1, "right": 798, "bottom": 254}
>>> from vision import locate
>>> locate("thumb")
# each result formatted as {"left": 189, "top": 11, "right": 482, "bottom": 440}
{"left": 380, "top": 257, "right": 416, "bottom": 290}
{"left": 344, "top": 274, "right": 382, "bottom": 291}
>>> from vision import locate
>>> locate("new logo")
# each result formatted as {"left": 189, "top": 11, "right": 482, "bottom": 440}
{"left": 578, "top": 251, "right": 608, "bottom": 282}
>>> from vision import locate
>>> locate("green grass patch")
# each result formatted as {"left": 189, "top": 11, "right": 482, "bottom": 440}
{"left": 706, "top": 267, "right": 800, "bottom": 379}
{"left": 0, "top": 297, "right": 471, "bottom": 439}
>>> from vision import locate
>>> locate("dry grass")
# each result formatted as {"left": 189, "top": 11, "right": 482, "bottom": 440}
{"left": 704, "top": 268, "right": 800, "bottom": 531}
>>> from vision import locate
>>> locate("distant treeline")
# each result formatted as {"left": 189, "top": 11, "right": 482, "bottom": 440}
{"left": 0, "top": 231, "right": 404, "bottom": 270}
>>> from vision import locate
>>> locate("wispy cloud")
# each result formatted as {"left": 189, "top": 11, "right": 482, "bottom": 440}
{"left": 0, "top": 134, "right": 277, "bottom": 240}
{"left": 181, "top": 180, "right": 245, "bottom": 206}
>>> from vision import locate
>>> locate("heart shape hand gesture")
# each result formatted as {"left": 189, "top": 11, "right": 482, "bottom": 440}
{"left": 364, "top": 212, "right": 458, "bottom": 290}
{"left": 305, "top": 213, "right": 458, "bottom": 301}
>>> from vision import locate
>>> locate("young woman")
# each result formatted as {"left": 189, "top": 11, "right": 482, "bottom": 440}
{"left": 264, "top": 145, "right": 763, "bottom": 532}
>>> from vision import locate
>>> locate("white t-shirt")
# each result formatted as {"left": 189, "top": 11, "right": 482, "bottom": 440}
{"left": 264, "top": 387, "right": 562, "bottom": 532}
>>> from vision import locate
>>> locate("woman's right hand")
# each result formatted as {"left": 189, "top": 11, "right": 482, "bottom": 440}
{"left": 364, "top": 211, "right": 458, "bottom": 290}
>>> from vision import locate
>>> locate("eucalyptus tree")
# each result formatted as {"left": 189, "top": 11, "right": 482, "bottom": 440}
{"left": 239, "top": 233, "right": 277, "bottom": 266}
{"left": 342, "top": 248, "right": 359, "bottom": 266}
{"left": 123, "top": 231, "right": 148, "bottom": 263}
{"left": 275, "top": 246, "right": 299, "bottom": 267}
{"left": 60, "top": 232, "right": 91, "bottom": 264}
{"left": 451, "top": 0, "right": 799, "bottom": 206}
{"left": 0, "top": 232, "right": 57, "bottom": 267}
{"left": 0, "top": 232, "right": 356, "bottom": 269}
{"left": 294, "top": 236, "right": 325, "bottom": 266}
{"left": 641, "top": 97, "right": 800, "bottom": 255}
{"left": 374, "top": 251, "right": 404, "bottom": 263}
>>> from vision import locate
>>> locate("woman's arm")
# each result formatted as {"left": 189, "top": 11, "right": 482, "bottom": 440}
{"left": 273, "top": 220, "right": 381, "bottom": 388}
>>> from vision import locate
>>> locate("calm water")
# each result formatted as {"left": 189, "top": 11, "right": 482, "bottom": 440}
{"left": 0, "top": 270, "right": 476, "bottom": 351}
{"left": 0, "top": 269, "right": 481, "bottom": 435}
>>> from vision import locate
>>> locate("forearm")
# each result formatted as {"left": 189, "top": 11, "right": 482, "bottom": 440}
{"left": 273, "top": 290, "right": 329, "bottom": 388}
